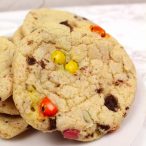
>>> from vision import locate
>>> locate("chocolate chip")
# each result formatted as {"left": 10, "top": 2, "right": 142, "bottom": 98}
{"left": 95, "top": 88, "right": 103, "bottom": 94}
{"left": 85, "top": 133, "right": 94, "bottom": 138}
{"left": 39, "top": 60, "right": 46, "bottom": 69}
{"left": 49, "top": 118, "right": 56, "bottom": 130}
{"left": 56, "top": 84, "right": 60, "bottom": 87}
{"left": 27, "top": 56, "right": 36, "bottom": 65}
{"left": 27, "top": 40, "right": 33, "bottom": 45}
{"left": 41, "top": 106, "right": 45, "bottom": 112}
{"left": 114, "top": 80, "right": 123, "bottom": 86}
{"left": 82, "top": 17, "right": 88, "bottom": 20}
{"left": 98, "top": 124, "right": 110, "bottom": 131}
{"left": 31, "top": 106, "right": 35, "bottom": 112}
{"left": 74, "top": 15, "right": 88, "bottom": 21}
{"left": 126, "top": 107, "right": 129, "bottom": 110}
{"left": 104, "top": 95, "right": 118, "bottom": 112}
{"left": 60, "top": 20, "right": 73, "bottom": 32}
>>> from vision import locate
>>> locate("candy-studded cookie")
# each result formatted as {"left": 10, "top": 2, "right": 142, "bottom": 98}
{"left": 13, "top": 19, "right": 136, "bottom": 141}
{"left": 0, "top": 114, "right": 28, "bottom": 139}
{"left": 0, "top": 37, "right": 15, "bottom": 101}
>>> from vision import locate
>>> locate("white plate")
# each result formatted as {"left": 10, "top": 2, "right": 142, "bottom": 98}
{"left": 0, "top": 10, "right": 146, "bottom": 146}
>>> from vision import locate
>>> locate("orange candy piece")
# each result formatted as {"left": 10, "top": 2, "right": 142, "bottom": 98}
{"left": 90, "top": 25, "right": 109, "bottom": 38}
{"left": 40, "top": 97, "right": 58, "bottom": 117}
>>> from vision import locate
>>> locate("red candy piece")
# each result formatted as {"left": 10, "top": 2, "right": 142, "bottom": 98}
{"left": 63, "top": 129, "right": 80, "bottom": 139}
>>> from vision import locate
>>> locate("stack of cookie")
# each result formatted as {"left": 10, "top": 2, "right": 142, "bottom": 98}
{"left": 0, "top": 37, "right": 28, "bottom": 139}
{"left": 0, "top": 8, "right": 136, "bottom": 141}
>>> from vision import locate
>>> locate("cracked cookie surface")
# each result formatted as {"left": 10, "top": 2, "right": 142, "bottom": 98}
{"left": 13, "top": 13, "right": 136, "bottom": 141}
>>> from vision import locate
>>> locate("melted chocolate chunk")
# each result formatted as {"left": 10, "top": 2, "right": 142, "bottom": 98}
{"left": 98, "top": 124, "right": 110, "bottom": 131}
{"left": 104, "top": 95, "right": 118, "bottom": 112}
{"left": 39, "top": 60, "right": 46, "bottom": 69}
{"left": 95, "top": 88, "right": 103, "bottom": 94}
{"left": 60, "top": 20, "right": 73, "bottom": 32}
{"left": 49, "top": 118, "right": 56, "bottom": 130}
{"left": 27, "top": 56, "right": 36, "bottom": 65}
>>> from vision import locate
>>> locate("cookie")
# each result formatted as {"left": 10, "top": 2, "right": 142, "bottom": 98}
{"left": 0, "top": 37, "right": 15, "bottom": 101}
{"left": 0, "top": 96, "right": 19, "bottom": 115}
{"left": 13, "top": 18, "right": 136, "bottom": 141}
{"left": 0, "top": 114, "right": 28, "bottom": 139}
{"left": 21, "top": 8, "right": 94, "bottom": 36}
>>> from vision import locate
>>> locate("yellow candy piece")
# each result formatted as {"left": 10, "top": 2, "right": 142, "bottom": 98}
{"left": 65, "top": 60, "right": 79, "bottom": 74}
{"left": 51, "top": 50, "right": 66, "bottom": 65}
